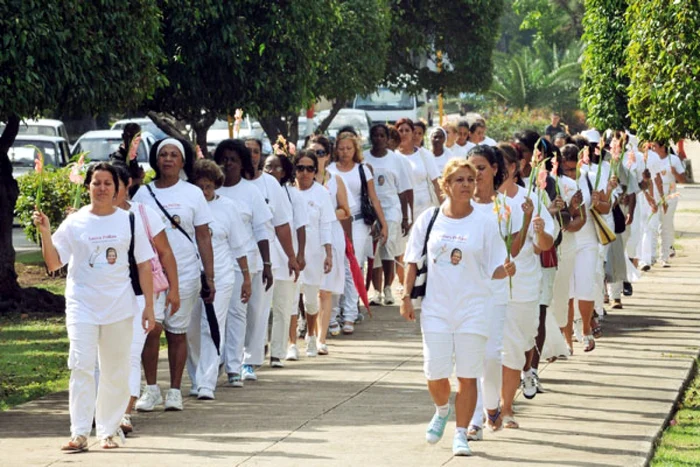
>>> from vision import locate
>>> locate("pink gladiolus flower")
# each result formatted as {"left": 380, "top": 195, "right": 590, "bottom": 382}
{"left": 128, "top": 135, "right": 142, "bottom": 161}
{"left": 537, "top": 167, "right": 548, "bottom": 190}
{"left": 196, "top": 145, "right": 205, "bottom": 159}
{"left": 69, "top": 166, "right": 83, "bottom": 184}
{"left": 288, "top": 142, "right": 296, "bottom": 156}
{"left": 611, "top": 139, "right": 621, "bottom": 161}
{"left": 667, "top": 192, "right": 680, "bottom": 200}
{"left": 582, "top": 147, "right": 590, "bottom": 165}
{"left": 551, "top": 156, "right": 559, "bottom": 175}
{"left": 626, "top": 150, "right": 637, "bottom": 169}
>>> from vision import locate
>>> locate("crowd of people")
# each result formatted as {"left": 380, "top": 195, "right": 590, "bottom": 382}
{"left": 34, "top": 113, "right": 687, "bottom": 456}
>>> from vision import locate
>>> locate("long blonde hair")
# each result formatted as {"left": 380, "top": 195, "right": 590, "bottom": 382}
{"left": 335, "top": 132, "right": 363, "bottom": 163}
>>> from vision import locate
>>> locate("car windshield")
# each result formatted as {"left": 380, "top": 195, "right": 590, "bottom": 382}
{"left": 210, "top": 119, "right": 252, "bottom": 131}
{"left": 17, "top": 125, "right": 58, "bottom": 137}
{"left": 9, "top": 141, "right": 58, "bottom": 167}
{"left": 72, "top": 137, "right": 148, "bottom": 162}
{"left": 355, "top": 89, "right": 414, "bottom": 111}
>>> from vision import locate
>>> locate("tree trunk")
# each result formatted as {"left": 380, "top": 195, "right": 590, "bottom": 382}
{"left": 191, "top": 113, "right": 216, "bottom": 156}
{"left": 316, "top": 100, "right": 345, "bottom": 135}
{"left": 259, "top": 116, "right": 287, "bottom": 149}
{"left": 0, "top": 115, "right": 21, "bottom": 304}
{"left": 147, "top": 111, "right": 192, "bottom": 141}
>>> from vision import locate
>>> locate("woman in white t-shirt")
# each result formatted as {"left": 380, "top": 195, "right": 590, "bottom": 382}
{"left": 327, "top": 133, "right": 387, "bottom": 334}
{"left": 132, "top": 138, "right": 214, "bottom": 413}
{"left": 295, "top": 150, "right": 336, "bottom": 355}
{"left": 262, "top": 153, "right": 308, "bottom": 365}
{"left": 309, "top": 135, "right": 351, "bottom": 347}
{"left": 213, "top": 139, "right": 273, "bottom": 386}
{"left": 401, "top": 159, "right": 514, "bottom": 457}
{"left": 497, "top": 146, "right": 555, "bottom": 429}
{"left": 189, "top": 159, "right": 252, "bottom": 400}
{"left": 464, "top": 145, "right": 508, "bottom": 437}
{"left": 110, "top": 164, "right": 179, "bottom": 435}
{"left": 430, "top": 127, "right": 456, "bottom": 175}
{"left": 34, "top": 162, "right": 155, "bottom": 451}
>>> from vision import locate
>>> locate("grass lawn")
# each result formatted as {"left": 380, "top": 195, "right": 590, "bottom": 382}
{"left": 651, "top": 361, "right": 700, "bottom": 466}
{"left": 0, "top": 315, "right": 69, "bottom": 411}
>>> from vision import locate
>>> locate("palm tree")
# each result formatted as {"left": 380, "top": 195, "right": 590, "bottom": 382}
{"left": 489, "top": 43, "right": 582, "bottom": 112}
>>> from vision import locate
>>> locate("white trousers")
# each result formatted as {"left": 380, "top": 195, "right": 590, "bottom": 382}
{"left": 224, "top": 272, "right": 263, "bottom": 374}
{"left": 471, "top": 303, "right": 506, "bottom": 427}
{"left": 187, "top": 279, "right": 235, "bottom": 392}
{"left": 502, "top": 300, "right": 538, "bottom": 370}
{"left": 244, "top": 276, "right": 274, "bottom": 366}
{"left": 128, "top": 296, "right": 149, "bottom": 397}
{"left": 270, "top": 279, "right": 300, "bottom": 359}
{"left": 339, "top": 256, "right": 360, "bottom": 323}
{"left": 68, "top": 317, "right": 132, "bottom": 439}
{"left": 659, "top": 197, "right": 678, "bottom": 262}
{"left": 593, "top": 245, "right": 608, "bottom": 313}
{"left": 551, "top": 245, "right": 576, "bottom": 328}
{"left": 640, "top": 210, "right": 661, "bottom": 265}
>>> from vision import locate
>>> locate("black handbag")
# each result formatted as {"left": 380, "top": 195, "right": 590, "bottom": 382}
{"left": 410, "top": 207, "right": 440, "bottom": 301}
{"left": 358, "top": 163, "right": 377, "bottom": 226}
{"left": 128, "top": 211, "right": 143, "bottom": 296}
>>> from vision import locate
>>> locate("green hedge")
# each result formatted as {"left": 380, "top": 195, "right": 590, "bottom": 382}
{"left": 483, "top": 107, "right": 550, "bottom": 143}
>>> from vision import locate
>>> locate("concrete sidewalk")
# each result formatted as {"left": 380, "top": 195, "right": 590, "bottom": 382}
{"left": 1, "top": 187, "right": 699, "bottom": 467}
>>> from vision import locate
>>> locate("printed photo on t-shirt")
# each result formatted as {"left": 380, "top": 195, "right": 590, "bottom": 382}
{"left": 377, "top": 175, "right": 386, "bottom": 186}
{"left": 450, "top": 248, "right": 462, "bottom": 265}
{"left": 171, "top": 214, "right": 181, "bottom": 229}
{"left": 105, "top": 248, "right": 118, "bottom": 265}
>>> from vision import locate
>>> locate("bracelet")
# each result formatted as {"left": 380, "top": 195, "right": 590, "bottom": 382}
{"left": 240, "top": 268, "right": 249, "bottom": 273}
{"left": 401, "top": 294, "right": 411, "bottom": 301}
{"left": 263, "top": 261, "right": 272, "bottom": 266}
{"left": 206, "top": 276, "right": 215, "bottom": 281}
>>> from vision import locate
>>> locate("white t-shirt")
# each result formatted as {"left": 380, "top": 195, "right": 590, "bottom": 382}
{"left": 53, "top": 206, "right": 154, "bottom": 326}
{"left": 324, "top": 174, "right": 348, "bottom": 253}
{"left": 327, "top": 163, "right": 373, "bottom": 217}
{"left": 432, "top": 147, "right": 457, "bottom": 175}
{"left": 657, "top": 153, "right": 685, "bottom": 194}
{"left": 405, "top": 206, "right": 506, "bottom": 335}
{"left": 572, "top": 173, "right": 597, "bottom": 249}
{"left": 451, "top": 141, "right": 476, "bottom": 158}
{"left": 504, "top": 185, "right": 555, "bottom": 303}
{"left": 129, "top": 201, "right": 166, "bottom": 241}
{"left": 273, "top": 184, "right": 309, "bottom": 281}
{"left": 362, "top": 150, "right": 411, "bottom": 223}
{"left": 297, "top": 182, "right": 335, "bottom": 287}
{"left": 471, "top": 200, "right": 509, "bottom": 306}
{"left": 208, "top": 196, "right": 248, "bottom": 283}
{"left": 398, "top": 148, "right": 440, "bottom": 220}
{"left": 133, "top": 180, "right": 212, "bottom": 282}
{"left": 483, "top": 136, "right": 498, "bottom": 147}
{"left": 216, "top": 179, "right": 273, "bottom": 273}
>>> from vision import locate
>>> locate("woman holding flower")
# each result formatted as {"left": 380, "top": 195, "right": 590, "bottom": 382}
{"left": 34, "top": 162, "right": 155, "bottom": 451}
{"left": 496, "top": 143, "right": 555, "bottom": 429}
{"left": 401, "top": 158, "right": 514, "bottom": 457}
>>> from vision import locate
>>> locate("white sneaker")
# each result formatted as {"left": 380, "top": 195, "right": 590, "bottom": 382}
{"left": 521, "top": 372, "right": 537, "bottom": 400}
{"left": 306, "top": 336, "right": 318, "bottom": 357}
{"left": 188, "top": 386, "right": 198, "bottom": 397}
{"left": 532, "top": 370, "right": 545, "bottom": 393}
{"left": 661, "top": 260, "right": 671, "bottom": 268}
{"left": 197, "top": 388, "right": 215, "bottom": 400}
{"left": 369, "top": 291, "right": 383, "bottom": 306}
{"left": 286, "top": 344, "right": 299, "bottom": 361}
{"left": 383, "top": 287, "right": 395, "bottom": 305}
{"left": 135, "top": 386, "right": 162, "bottom": 412}
{"left": 164, "top": 388, "right": 183, "bottom": 411}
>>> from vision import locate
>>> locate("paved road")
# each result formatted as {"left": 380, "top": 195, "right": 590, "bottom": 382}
{"left": 2, "top": 181, "right": 699, "bottom": 466}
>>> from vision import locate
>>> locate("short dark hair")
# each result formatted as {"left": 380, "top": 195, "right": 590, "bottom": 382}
{"left": 561, "top": 144, "right": 580, "bottom": 163}
{"left": 267, "top": 153, "right": 295, "bottom": 185}
{"left": 149, "top": 137, "right": 195, "bottom": 181}
{"left": 192, "top": 159, "right": 225, "bottom": 188}
{"left": 111, "top": 163, "right": 131, "bottom": 187}
{"left": 394, "top": 118, "right": 414, "bottom": 131}
{"left": 457, "top": 120, "right": 470, "bottom": 130}
{"left": 571, "top": 134, "right": 589, "bottom": 151}
{"left": 337, "top": 125, "right": 357, "bottom": 137}
{"left": 308, "top": 134, "right": 332, "bottom": 155}
{"left": 497, "top": 143, "right": 523, "bottom": 186}
{"left": 414, "top": 121, "right": 427, "bottom": 133}
{"left": 370, "top": 123, "right": 389, "bottom": 139}
{"left": 294, "top": 149, "right": 319, "bottom": 173}
{"left": 469, "top": 121, "right": 486, "bottom": 134}
{"left": 467, "top": 144, "right": 507, "bottom": 189}
{"left": 84, "top": 162, "right": 119, "bottom": 195}
{"left": 514, "top": 129, "right": 541, "bottom": 152}
{"left": 214, "top": 139, "right": 255, "bottom": 180}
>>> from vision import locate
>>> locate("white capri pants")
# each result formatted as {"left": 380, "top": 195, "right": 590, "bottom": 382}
{"left": 270, "top": 279, "right": 300, "bottom": 359}
{"left": 187, "top": 278, "right": 235, "bottom": 392}
{"left": 422, "top": 332, "right": 487, "bottom": 380}
{"left": 243, "top": 276, "right": 274, "bottom": 367}
{"left": 302, "top": 283, "right": 321, "bottom": 317}
{"left": 68, "top": 317, "right": 132, "bottom": 439}
{"left": 225, "top": 271, "right": 263, "bottom": 375}
{"left": 127, "top": 295, "right": 153, "bottom": 397}
{"left": 156, "top": 278, "right": 201, "bottom": 334}
{"left": 570, "top": 245, "right": 599, "bottom": 301}
{"left": 372, "top": 221, "right": 402, "bottom": 266}
{"left": 502, "top": 300, "right": 539, "bottom": 370}
{"left": 551, "top": 244, "right": 576, "bottom": 327}
{"left": 659, "top": 197, "right": 679, "bottom": 262}
{"left": 470, "top": 302, "right": 506, "bottom": 427}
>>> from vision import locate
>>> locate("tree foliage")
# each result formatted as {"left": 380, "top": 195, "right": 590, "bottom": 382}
{"left": 625, "top": 0, "right": 700, "bottom": 141}
{"left": 386, "top": 0, "right": 505, "bottom": 95}
{"left": 580, "top": 0, "right": 630, "bottom": 130}
{"left": 489, "top": 44, "right": 582, "bottom": 112}
{"left": 512, "top": 0, "right": 584, "bottom": 50}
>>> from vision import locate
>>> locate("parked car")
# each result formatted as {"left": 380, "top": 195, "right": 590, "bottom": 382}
{"left": 9, "top": 135, "right": 71, "bottom": 178}
{"left": 71, "top": 130, "right": 156, "bottom": 171}
{"left": 111, "top": 117, "right": 168, "bottom": 140}
{"left": 206, "top": 116, "right": 261, "bottom": 153}
{"left": 316, "top": 109, "right": 373, "bottom": 149}
{"left": 352, "top": 87, "right": 427, "bottom": 125}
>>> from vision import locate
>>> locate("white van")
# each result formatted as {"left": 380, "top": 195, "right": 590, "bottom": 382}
{"left": 352, "top": 88, "right": 423, "bottom": 125}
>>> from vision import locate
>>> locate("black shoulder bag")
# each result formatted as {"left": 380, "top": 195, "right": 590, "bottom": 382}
{"left": 410, "top": 207, "right": 440, "bottom": 301}
{"left": 128, "top": 211, "right": 143, "bottom": 296}
{"left": 358, "top": 163, "right": 377, "bottom": 226}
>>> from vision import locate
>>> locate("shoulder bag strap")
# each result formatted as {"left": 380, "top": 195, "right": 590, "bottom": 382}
{"left": 146, "top": 184, "right": 194, "bottom": 244}
{"left": 358, "top": 163, "right": 368, "bottom": 197}
{"left": 128, "top": 211, "right": 135, "bottom": 261}
{"left": 421, "top": 207, "right": 440, "bottom": 257}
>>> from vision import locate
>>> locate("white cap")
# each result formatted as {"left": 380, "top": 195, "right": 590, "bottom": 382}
{"left": 581, "top": 129, "right": 601, "bottom": 144}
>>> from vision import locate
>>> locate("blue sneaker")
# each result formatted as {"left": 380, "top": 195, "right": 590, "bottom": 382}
{"left": 426, "top": 407, "right": 451, "bottom": 444}
{"left": 241, "top": 365, "right": 257, "bottom": 381}
{"left": 453, "top": 431, "right": 472, "bottom": 456}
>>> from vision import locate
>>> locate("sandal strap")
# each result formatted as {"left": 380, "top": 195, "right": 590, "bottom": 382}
{"left": 487, "top": 406, "right": 502, "bottom": 424}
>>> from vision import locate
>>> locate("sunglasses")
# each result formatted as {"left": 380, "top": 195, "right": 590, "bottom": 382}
{"left": 315, "top": 149, "right": 328, "bottom": 157}
{"left": 295, "top": 165, "right": 316, "bottom": 173}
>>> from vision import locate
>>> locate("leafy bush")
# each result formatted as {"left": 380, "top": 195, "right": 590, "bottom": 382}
{"left": 481, "top": 107, "right": 550, "bottom": 142}
{"left": 15, "top": 168, "right": 89, "bottom": 243}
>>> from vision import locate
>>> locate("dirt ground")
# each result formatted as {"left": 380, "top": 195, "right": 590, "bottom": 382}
{"left": 0, "top": 265, "right": 65, "bottom": 315}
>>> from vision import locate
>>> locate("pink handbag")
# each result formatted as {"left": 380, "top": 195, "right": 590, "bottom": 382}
{"left": 139, "top": 204, "right": 170, "bottom": 294}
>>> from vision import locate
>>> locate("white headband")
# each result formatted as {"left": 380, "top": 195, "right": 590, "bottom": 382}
{"left": 156, "top": 138, "right": 186, "bottom": 161}
{"left": 431, "top": 127, "right": 447, "bottom": 138}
